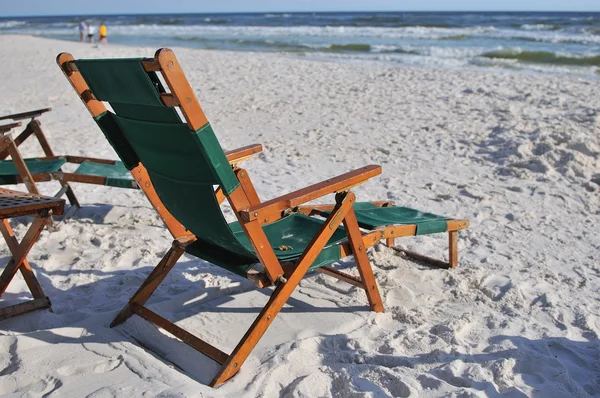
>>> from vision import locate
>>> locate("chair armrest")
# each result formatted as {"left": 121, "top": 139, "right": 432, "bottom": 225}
{"left": 225, "top": 144, "right": 263, "bottom": 164}
{"left": 240, "top": 165, "right": 381, "bottom": 222}
{"left": 63, "top": 155, "right": 120, "bottom": 165}
{"left": 0, "top": 122, "right": 21, "bottom": 134}
{"left": 0, "top": 108, "right": 52, "bottom": 122}
{"left": 295, "top": 200, "right": 394, "bottom": 216}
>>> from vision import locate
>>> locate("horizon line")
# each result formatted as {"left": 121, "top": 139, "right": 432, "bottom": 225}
{"left": 1, "top": 9, "right": 599, "bottom": 18}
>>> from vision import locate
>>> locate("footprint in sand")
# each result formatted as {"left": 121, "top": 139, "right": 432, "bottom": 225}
{"left": 480, "top": 275, "right": 512, "bottom": 301}
{"left": 10, "top": 376, "right": 63, "bottom": 397}
{"left": 56, "top": 356, "right": 123, "bottom": 377}
{"left": 386, "top": 286, "right": 416, "bottom": 309}
{"left": 430, "top": 362, "right": 472, "bottom": 389}
{"left": 417, "top": 374, "right": 443, "bottom": 390}
{"left": 358, "top": 367, "right": 412, "bottom": 397}
{"left": 90, "top": 237, "right": 102, "bottom": 247}
{"left": 0, "top": 376, "right": 17, "bottom": 395}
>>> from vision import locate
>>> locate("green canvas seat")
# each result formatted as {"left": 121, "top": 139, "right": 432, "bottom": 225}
{"left": 188, "top": 212, "right": 349, "bottom": 276}
{"left": 58, "top": 48, "right": 469, "bottom": 387}
{"left": 0, "top": 158, "right": 65, "bottom": 184}
{"left": 74, "top": 160, "right": 134, "bottom": 188}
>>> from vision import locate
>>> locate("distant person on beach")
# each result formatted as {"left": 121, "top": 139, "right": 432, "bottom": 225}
{"left": 87, "top": 23, "right": 96, "bottom": 44}
{"left": 78, "top": 20, "right": 86, "bottom": 42}
{"left": 98, "top": 23, "right": 108, "bottom": 44}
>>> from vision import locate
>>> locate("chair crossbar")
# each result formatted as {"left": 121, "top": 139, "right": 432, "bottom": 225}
{"left": 132, "top": 303, "right": 229, "bottom": 364}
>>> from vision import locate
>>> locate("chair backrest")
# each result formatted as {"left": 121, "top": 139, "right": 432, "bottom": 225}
{"left": 73, "top": 56, "right": 259, "bottom": 275}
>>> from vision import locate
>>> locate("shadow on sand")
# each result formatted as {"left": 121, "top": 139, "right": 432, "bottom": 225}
{"left": 0, "top": 212, "right": 371, "bottom": 387}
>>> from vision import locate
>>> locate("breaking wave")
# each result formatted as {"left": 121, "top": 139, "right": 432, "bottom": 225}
{"left": 482, "top": 49, "right": 600, "bottom": 67}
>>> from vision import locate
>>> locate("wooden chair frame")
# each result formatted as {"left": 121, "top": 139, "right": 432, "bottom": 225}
{"left": 0, "top": 109, "right": 80, "bottom": 218}
{"left": 57, "top": 49, "right": 469, "bottom": 387}
{"left": 0, "top": 189, "right": 65, "bottom": 320}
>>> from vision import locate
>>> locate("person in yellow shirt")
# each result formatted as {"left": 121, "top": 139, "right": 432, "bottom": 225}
{"left": 98, "top": 23, "right": 108, "bottom": 44}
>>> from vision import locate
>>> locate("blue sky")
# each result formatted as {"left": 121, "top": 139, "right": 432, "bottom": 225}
{"left": 1, "top": 0, "right": 598, "bottom": 17}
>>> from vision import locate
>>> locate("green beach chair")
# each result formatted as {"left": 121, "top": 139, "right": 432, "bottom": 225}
{"left": 0, "top": 108, "right": 136, "bottom": 217}
{"left": 57, "top": 48, "right": 469, "bottom": 387}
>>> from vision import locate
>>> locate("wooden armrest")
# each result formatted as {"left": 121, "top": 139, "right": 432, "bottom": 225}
{"left": 225, "top": 144, "right": 262, "bottom": 164}
{"left": 295, "top": 200, "right": 394, "bottom": 216}
{"left": 28, "top": 155, "right": 119, "bottom": 165}
{"left": 240, "top": 165, "right": 381, "bottom": 222}
{"left": 0, "top": 122, "right": 21, "bottom": 134}
{"left": 63, "top": 155, "right": 119, "bottom": 165}
{"left": 0, "top": 108, "right": 52, "bottom": 122}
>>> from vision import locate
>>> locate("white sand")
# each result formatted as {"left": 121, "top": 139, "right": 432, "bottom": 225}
{"left": 0, "top": 35, "right": 599, "bottom": 397}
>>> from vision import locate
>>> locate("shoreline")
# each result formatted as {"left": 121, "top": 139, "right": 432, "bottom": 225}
{"left": 7, "top": 33, "right": 600, "bottom": 82}
{"left": 0, "top": 34, "right": 598, "bottom": 396}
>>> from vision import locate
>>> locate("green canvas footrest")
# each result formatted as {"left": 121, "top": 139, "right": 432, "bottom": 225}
{"left": 74, "top": 160, "right": 135, "bottom": 188}
{"left": 0, "top": 158, "right": 66, "bottom": 184}
{"left": 325, "top": 202, "right": 450, "bottom": 235}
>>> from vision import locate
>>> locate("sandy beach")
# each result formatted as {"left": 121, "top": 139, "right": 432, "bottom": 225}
{"left": 0, "top": 34, "right": 599, "bottom": 396}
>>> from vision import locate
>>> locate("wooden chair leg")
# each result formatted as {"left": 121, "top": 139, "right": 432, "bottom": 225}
{"left": 386, "top": 237, "right": 395, "bottom": 248}
{"left": 55, "top": 178, "right": 80, "bottom": 210}
{"left": 449, "top": 231, "right": 458, "bottom": 268}
{"left": 343, "top": 209, "right": 384, "bottom": 313}
{"left": 0, "top": 217, "right": 52, "bottom": 319}
{"left": 0, "top": 297, "right": 51, "bottom": 321}
{"left": 64, "top": 185, "right": 80, "bottom": 208}
{"left": 29, "top": 119, "right": 55, "bottom": 157}
{"left": 210, "top": 278, "right": 295, "bottom": 386}
{"left": 54, "top": 178, "right": 80, "bottom": 221}
{"left": 29, "top": 118, "right": 81, "bottom": 212}
{"left": 0, "top": 218, "right": 49, "bottom": 299}
{"left": 211, "top": 192, "right": 355, "bottom": 386}
{"left": 4, "top": 138, "right": 39, "bottom": 195}
{"left": 110, "top": 240, "right": 186, "bottom": 327}
{"left": 0, "top": 124, "right": 34, "bottom": 160}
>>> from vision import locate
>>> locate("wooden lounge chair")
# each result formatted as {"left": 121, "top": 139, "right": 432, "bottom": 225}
{"left": 0, "top": 108, "right": 137, "bottom": 218}
{"left": 0, "top": 188, "right": 65, "bottom": 320}
{"left": 56, "top": 49, "right": 469, "bottom": 387}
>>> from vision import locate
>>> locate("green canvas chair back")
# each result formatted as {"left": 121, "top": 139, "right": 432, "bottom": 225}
{"left": 75, "top": 58, "right": 260, "bottom": 275}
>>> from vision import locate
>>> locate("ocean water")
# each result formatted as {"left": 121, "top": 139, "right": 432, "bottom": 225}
{"left": 1, "top": 12, "right": 599, "bottom": 76}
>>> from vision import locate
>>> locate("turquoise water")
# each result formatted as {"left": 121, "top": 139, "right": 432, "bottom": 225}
{"left": 1, "top": 12, "right": 598, "bottom": 76}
